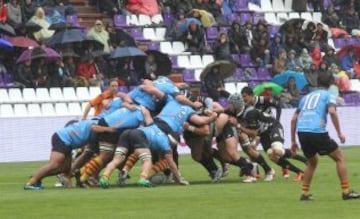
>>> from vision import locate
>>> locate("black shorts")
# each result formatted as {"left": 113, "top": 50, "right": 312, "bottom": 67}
{"left": 52, "top": 133, "right": 72, "bottom": 155}
{"left": 117, "top": 129, "right": 149, "bottom": 150}
{"left": 259, "top": 123, "right": 284, "bottom": 152}
{"left": 216, "top": 122, "right": 236, "bottom": 143}
{"left": 298, "top": 132, "right": 338, "bottom": 159}
{"left": 97, "top": 118, "right": 122, "bottom": 144}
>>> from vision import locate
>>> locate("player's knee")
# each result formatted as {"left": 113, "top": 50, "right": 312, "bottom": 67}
{"left": 99, "top": 142, "right": 115, "bottom": 153}
{"left": 115, "top": 148, "right": 127, "bottom": 160}
{"left": 138, "top": 152, "right": 152, "bottom": 162}
{"left": 270, "top": 141, "right": 285, "bottom": 156}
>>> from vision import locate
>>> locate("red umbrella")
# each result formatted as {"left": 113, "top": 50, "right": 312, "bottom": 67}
{"left": 336, "top": 44, "right": 360, "bottom": 60}
{"left": 8, "top": 36, "right": 39, "bottom": 48}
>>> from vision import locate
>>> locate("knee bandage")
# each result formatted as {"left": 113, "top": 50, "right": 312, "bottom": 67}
{"left": 267, "top": 141, "right": 285, "bottom": 156}
{"left": 115, "top": 148, "right": 127, "bottom": 159}
{"left": 138, "top": 153, "right": 152, "bottom": 162}
{"left": 99, "top": 142, "right": 115, "bottom": 153}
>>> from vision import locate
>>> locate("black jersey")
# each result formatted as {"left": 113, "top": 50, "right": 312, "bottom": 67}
{"left": 240, "top": 106, "right": 278, "bottom": 134}
{"left": 253, "top": 96, "right": 281, "bottom": 121}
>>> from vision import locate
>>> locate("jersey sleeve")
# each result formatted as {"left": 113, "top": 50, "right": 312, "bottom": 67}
{"left": 242, "top": 109, "right": 260, "bottom": 129}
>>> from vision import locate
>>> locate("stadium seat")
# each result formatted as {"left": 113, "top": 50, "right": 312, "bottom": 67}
{"left": 147, "top": 41, "right": 160, "bottom": 51}
{"left": 172, "top": 41, "right": 188, "bottom": 55}
{"left": 138, "top": 14, "right": 152, "bottom": 26}
{"left": 62, "top": 87, "right": 77, "bottom": 102}
{"left": 284, "top": 0, "right": 292, "bottom": 11}
{"left": 253, "top": 13, "right": 264, "bottom": 24}
{"left": 177, "top": 55, "right": 191, "bottom": 68}
{"left": 300, "top": 12, "right": 313, "bottom": 20}
{"left": 240, "top": 54, "right": 255, "bottom": 67}
{"left": 240, "top": 13, "right": 253, "bottom": 25}
{"left": 276, "top": 12, "right": 288, "bottom": 23}
{"left": 189, "top": 55, "right": 204, "bottom": 69}
{"left": 243, "top": 68, "right": 258, "bottom": 81}
{"left": 151, "top": 14, "right": 163, "bottom": 24}
{"left": 76, "top": 87, "right": 90, "bottom": 101}
{"left": 248, "top": 2, "right": 262, "bottom": 12}
{"left": 13, "top": 104, "right": 28, "bottom": 117}
{"left": 268, "top": 25, "right": 280, "bottom": 37}
{"left": 89, "top": 87, "right": 102, "bottom": 99}
{"left": 163, "top": 13, "right": 174, "bottom": 25}
{"left": 0, "top": 89, "right": 10, "bottom": 104}
{"left": 312, "top": 12, "right": 322, "bottom": 23}
{"left": 49, "top": 87, "right": 65, "bottom": 102}
{"left": 81, "top": 102, "right": 95, "bottom": 116}
{"left": 227, "top": 13, "right": 239, "bottom": 25}
{"left": 127, "top": 14, "right": 140, "bottom": 26}
{"left": 22, "top": 88, "right": 37, "bottom": 102}
{"left": 206, "top": 27, "right": 219, "bottom": 40}
{"left": 288, "top": 12, "right": 300, "bottom": 19}
{"left": 143, "top": 28, "right": 157, "bottom": 41}
{"left": 194, "top": 69, "right": 202, "bottom": 81}
{"left": 8, "top": 88, "right": 23, "bottom": 103}
{"left": 169, "top": 55, "right": 180, "bottom": 69}
{"left": 0, "top": 104, "right": 14, "bottom": 117}
{"left": 233, "top": 0, "right": 250, "bottom": 12}
{"left": 160, "top": 41, "right": 174, "bottom": 54}
{"left": 264, "top": 13, "right": 280, "bottom": 25}
{"left": 118, "top": 86, "right": 129, "bottom": 93}
{"left": 260, "top": 0, "right": 273, "bottom": 11}
{"left": 257, "top": 67, "right": 272, "bottom": 80}
{"left": 233, "top": 68, "right": 245, "bottom": 81}
{"left": 182, "top": 69, "right": 196, "bottom": 83}
{"left": 350, "top": 79, "right": 360, "bottom": 92}
{"left": 202, "top": 55, "right": 215, "bottom": 67}
{"left": 36, "top": 88, "right": 51, "bottom": 103}
{"left": 55, "top": 103, "right": 69, "bottom": 116}
{"left": 155, "top": 27, "right": 166, "bottom": 41}
{"left": 68, "top": 102, "right": 82, "bottom": 116}
{"left": 272, "top": 0, "right": 289, "bottom": 12}
{"left": 27, "top": 103, "right": 42, "bottom": 116}
{"left": 130, "top": 27, "right": 145, "bottom": 41}
{"left": 114, "top": 14, "right": 127, "bottom": 27}
{"left": 41, "top": 103, "right": 56, "bottom": 116}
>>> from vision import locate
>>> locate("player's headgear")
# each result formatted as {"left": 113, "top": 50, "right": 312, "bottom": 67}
{"left": 228, "top": 93, "right": 245, "bottom": 116}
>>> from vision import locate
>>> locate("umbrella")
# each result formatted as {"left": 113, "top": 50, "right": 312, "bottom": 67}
{"left": 0, "top": 39, "right": 13, "bottom": 51}
{"left": 8, "top": 36, "right": 39, "bottom": 48}
{"left": 59, "top": 49, "right": 79, "bottom": 58}
{"left": 109, "top": 46, "right": 146, "bottom": 59}
{"left": 336, "top": 44, "right": 360, "bottom": 60}
{"left": 15, "top": 21, "right": 42, "bottom": 35}
{"left": 302, "top": 20, "right": 332, "bottom": 38}
{"left": 91, "top": 50, "right": 110, "bottom": 58}
{"left": 115, "top": 29, "right": 136, "bottom": 47}
{"left": 48, "top": 29, "right": 86, "bottom": 46}
{"left": 253, "top": 82, "right": 284, "bottom": 96}
{"left": 279, "top": 18, "right": 304, "bottom": 34}
{"left": 0, "top": 23, "right": 16, "bottom": 36}
{"left": 200, "top": 60, "right": 237, "bottom": 81}
{"left": 272, "top": 71, "right": 308, "bottom": 91}
{"left": 83, "top": 35, "right": 105, "bottom": 51}
{"left": 191, "top": 9, "right": 217, "bottom": 28}
{"left": 48, "top": 22, "right": 83, "bottom": 31}
{"left": 133, "top": 50, "right": 172, "bottom": 78}
{"left": 177, "top": 18, "right": 202, "bottom": 33}
{"left": 16, "top": 47, "right": 61, "bottom": 63}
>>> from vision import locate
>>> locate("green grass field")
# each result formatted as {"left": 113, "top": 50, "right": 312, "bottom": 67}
{"left": 1, "top": 147, "right": 360, "bottom": 219}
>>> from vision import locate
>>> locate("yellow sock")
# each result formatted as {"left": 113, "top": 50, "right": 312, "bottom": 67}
{"left": 302, "top": 184, "right": 310, "bottom": 195}
{"left": 80, "top": 156, "right": 103, "bottom": 182}
{"left": 27, "top": 177, "right": 37, "bottom": 185}
{"left": 123, "top": 153, "right": 138, "bottom": 172}
{"left": 341, "top": 181, "right": 350, "bottom": 194}
{"left": 139, "top": 172, "right": 148, "bottom": 179}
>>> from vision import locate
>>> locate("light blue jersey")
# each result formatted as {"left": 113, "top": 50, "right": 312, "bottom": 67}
{"left": 139, "top": 124, "right": 171, "bottom": 153}
{"left": 128, "top": 77, "right": 180, "bottom": 111}
{"left": 103, "top": 107, "right": 144, "bottom": 129}
{"left": 56, "top": 120, "right": 98, "bottom": 149}
{"left": 296, "top": 89, "right": 337, "bottom": 133}
{"left": 157, "top": 99, "right": 195, "bottom": 134}
{"left": 96, "top": 97, "right": 123, "bottom": 119}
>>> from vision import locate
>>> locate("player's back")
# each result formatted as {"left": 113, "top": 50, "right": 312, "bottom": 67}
{"left": 297, "top": 89, "right": 336, "bottom": 133}
{"left": 96, "top": 97, "right": 123, "bottom": 119}
{"left": 153, "top": 76, "right": 180, "bottom": 94}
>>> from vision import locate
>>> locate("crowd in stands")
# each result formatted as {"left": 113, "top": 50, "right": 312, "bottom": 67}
{"left": 1, "top": 0, "right": 360, "bottom": 108}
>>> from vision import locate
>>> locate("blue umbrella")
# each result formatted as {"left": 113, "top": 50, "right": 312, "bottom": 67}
{"left": 177, "top": 18, "right": 202, "bottom": 33}
{"left": 272, "top": 70, "right": 308, "bottom": 91}
{"left": 109, "top": 47, "right": 146, "bottom": 59}
{"left": 0, "top": 39, "right": 13, "bottom": 51}
{"left": 48, "top": 29, "right": 86, "bottom": 46}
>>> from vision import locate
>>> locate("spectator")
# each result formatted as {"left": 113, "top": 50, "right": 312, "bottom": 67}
{"left": 203, "top": 65, "right": 229, "bottom": 101}
{"left": 308, "top": 0, "right": 324, "bottom": 12}
{"left": 143, "top": 53, "right": 158, "bottom": 80}
{"left": 213, "top": 32, "right": 231, "bottom": 61}
{"left": 292, "top": 0, "right": 307, "bottom": 12}
{"left": 250, "top": 37, "right": 271, "bottom": 67}
{"left": 298, "top": 48, "right": 313, "bottom": 71}
{"left": 340, "top": 48, "right": 355, "bottom": 72}
{"left": 63, "top": 56, "right": 77, "bottom": 81}
{"left": 270, "top": 33, "right": 284, "bottom": 60}
{"left": 166, "top": 10, "right": 187, "bottom": 40}
{"left": 32, "top": 58, "right": 49, "bottom": 87}
{"left": 279, "top": 77, "right": 300, "bottom": 108}
{"left": 228, "top": 21, "right": 250, "bottom": 54}
{"left": 14, "top": 60, "right": 35, "bottom": 88}
{"left": 286, "top": 50, "right": 301, "bottom": 71}
{"left": 318, "top": 61, "right": 330, "bottom": 76}
{"left": 311, "top": 47, "right": 323, "bottom": 69}
{"left": 322, "top": 6, "right": 341, "bottom": 28}
{"left": 192, "top": 0, "right": 206, "bottom": 10}
{"left": 272, "top": 49, "right": 287, "bottom": 76}
{"left": 302, "top": 22, "right": 316, "bottom": 43}
{"left": 76, "top": 53, "right": 100, "bottom": 86}
{"left": 87, "top": 20, "right": 111, "bottom": 53}
{"left": 323, "top": 46, "right": 338, "bottom": 66}
{"left": 0, "top": 0, "right": 7, "bottom": 23}
{"left": 303, "top": 63, "right": 318, "bottom": 91}
{"left": 6, "top": 0, "right": 22, "bottom": 27}
{"left": 30, "top": 7, "right": 55, "bottom": 42}
{"left": 21, "top": 0, "right": 36, "bottom": 22}
{"left": 243, "top": 21, "right": 253, "bottom": 48}
{"left": 330, "top": 63, "right": 351, "bottom": 92}
{"left": 47, "top": 59, "right": 75, "bottom": 87}
{"left": 98, "top": 0, "right": 119, "bottom": 17}
{"left": 252, "top": 20, "right": 269, "bottom": 46}
{"left": 314, "top": 23, "right": 329, "bottom": 51}
{"left": 205, "top": 0, "right": 224, "bottom": 25}
{"left": 48, "top": 0, "right": 78, "bottom": 17}
{"left": 176, "top": 0, "right": 192, "bottom": 14}
{"left": 341, "top": 6, "right": 360, "bottom": 35}
{"left": 181, "top": 21, "right": 205, "bottom": 54}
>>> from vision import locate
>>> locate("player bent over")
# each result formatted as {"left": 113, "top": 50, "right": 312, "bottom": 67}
{"left": 291, "top": 73, "right": 360, "bottom": 201}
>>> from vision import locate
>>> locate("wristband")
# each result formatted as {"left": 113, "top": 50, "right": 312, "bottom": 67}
{"left": 188, "top": 125, "right": 196, "bottom": 132}
{"left": 236, "top": 124, "right": 241, "bottom": 129}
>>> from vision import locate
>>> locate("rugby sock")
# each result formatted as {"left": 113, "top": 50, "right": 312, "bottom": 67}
{"left": 277, "top": 157, "right": 303, "bottom": 174}
{"left": 212, "top": 148, "right": 221, "bottom": 161}
{"left": 139, "top": 172, "right": 149, "bottom": 180}
{"left": 231, "top": 157, "right": 253, "bottom": 176}
{"left": 148, "top": 159, "right": 168, "bottom": 178}
{"left": 341, "top": 181, "right": 350, "bottom": 194}
{"left": 123, "top": 153, "right": 139, "bottom": 172}
{"left": 302, "top": 184, "right": 310, "bottom": 195}
{"left": 284, "top": 149, "right": 307, "bottom": 163}
{"left": 199, "top": 156, "right": 218, "bottom": 174}
{"left": 173, "top": 146, "right": 179, "bottom": 167}
{"left": 254, "top": 154, "right": 272, "bottom": 173}
{"left": 81, "top": 156, "right": 103, "bottom": 182}
{"left": 27, "top": 177, "right": 37, "bottom": 185}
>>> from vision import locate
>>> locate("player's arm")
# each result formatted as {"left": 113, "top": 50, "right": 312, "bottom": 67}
{"left": 183, "top": 122, "right": 210, "bottom": 136}
{"left": 188, "top": 112, "right": 218, "bottom": 126}
{"left": 164, "top": 151, "right": 189, "bottom": 185}
{"left": 290, "top": 109, "right": 300, "bottom": 153}
{"left": 328, "top": 104, "right": 346, "bottom": 143}
{"left": 175, "top": 94, "right": 203, "bottom": 109}
{"left": 90, "top": 124, "right": 116, "bottom": 133}
{"left": 82, "top": 103, "right": 92, "bottom": 120}
{"left": 82, "top": 94, "right": 103, "bottom": 120}
{"left": 237, "top": 124, "right": 258, "bottom": 138}
{"left": 140, "top": 83, "right": 165, "bottom": 100}
{"left": 236, "top": 109, "right": 260, "bottom": 138}
{"left": 116, "top": 92, "right": 132, "bottom": 103}
{"left": 265, "top": 96, "right": 282, "bottom": 121}
{"left": 140, "top": 106, "right": 153, "bottom": 126}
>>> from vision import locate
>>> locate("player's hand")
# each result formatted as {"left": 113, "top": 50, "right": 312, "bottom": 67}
{"left": 338, "top": 133, "right": 346, "bottom": 143}
{"left": 193, "top": 101, "right": 203, "bottom": 109}
{"left": 183, "top": 122, "right": 190, "bottom": 130}
{"left": 178, "top": 180, "right": 190, "bottom": 186}
{"left": 127, "top": 104, "right": 138, "bottom": 111}
{"left": 291, "top": 141, "right": 299, "bottom": 154}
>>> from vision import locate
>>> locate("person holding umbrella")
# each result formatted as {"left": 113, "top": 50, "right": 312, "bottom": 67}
{"left": 203, "top": 65, "right": 229, "bottom": 101}
{"left": 87, "top": 20, "right": 110, "bottom": 53}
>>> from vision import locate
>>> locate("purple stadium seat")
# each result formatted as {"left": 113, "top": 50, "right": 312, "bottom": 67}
{"left": 66, "top": 15, "right": 79, "bottom": 27}
{"left": 227, "top": 13, "right": 239, "bottom": 25}
{"left": 233, "top": 0, "right": 250, "bottom": 12}
{"left": 233, "top": 68, "right": 244, "bottom": 80}
{"left": 169, "top": 55, "right": 180, "bottom": 69}
{"left": 343, "top": 94, "right": 355, "bottom": 105}
{"left": 334, "top": 38, "right": 346, "bottom": 49}
{"left": 206, "top": 27, "right": 219, "bottom": 40}
{"left": 240, "top": 54, "right": 255, "bottom": 67}
{"left": 346, "top": 38, "right": 359, "bottom": 45}
{"left": 240, "top": 13, "right": 253, "bottom": 25}
{"left": 252, "top": 13, "right": 264, "bottom": 24}
{"left": 182, "top": 69, "right": 196, "bottom": 82}
{"left": 147, "top": 42, "right": 160, "bottom": 50}
{"left": 218, "top": 98, "right": 229, "bottom": 108}
{"left": 231, "top": 54, "right": 241, "bottom": 64}
{"left": 268, "top": 25, "right": 280, "bottom": 37}
{"left": 219, "top": 26, "right": 229, "bottom": 34}
{"left": 257, "top": 67, "right": 272, "bottom": 80}
{"left": 130, "top": 27, "right": 145, "bottom": 41}
{"left": 118, "top": 86, "right": 129, "bottom": 93}
{"left": 163, "top": 13, "right": 174, "bottom": 26}
{"left": 244, "top": 68, "right": 258, "bottom": 81}
{"left": 248, "top": 80, "right": 258, "bottom": 88}
{"left": 114, "top": 15, "right": 127, "bottom": 27}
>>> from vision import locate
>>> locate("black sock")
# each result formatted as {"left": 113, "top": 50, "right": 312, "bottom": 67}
{"left": 277, "top": 157, "right": 303, "bottom": 174}
{"left": 212, "top": 148, "right": 221, "bottom": 161}
{"left": 284, "top": 149, "right": 307, "bottom": 163}
{"left": 231, "top": 157, "right": 253, "bottom": 176}
{"left": 199, "top": 156, "right": 218, "bottom": 174}
{"left": 255, "top": 154, "right": 271, "bottom": 173}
